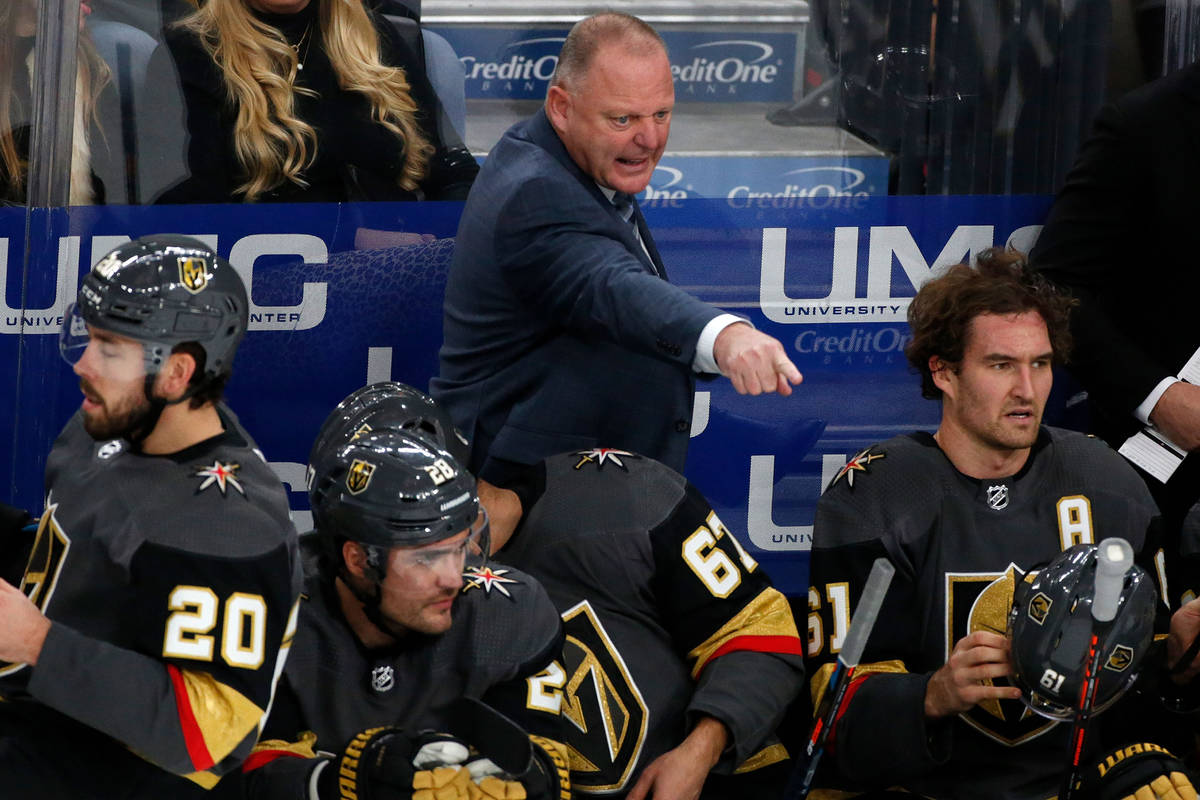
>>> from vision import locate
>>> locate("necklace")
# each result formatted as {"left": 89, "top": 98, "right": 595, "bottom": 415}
{"left": 290, "top": 21, "right": 313, "bottom": 71}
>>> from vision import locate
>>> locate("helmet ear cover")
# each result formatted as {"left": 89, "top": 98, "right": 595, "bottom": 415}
{"left": 1007, "top": 543, "right": 1156, "bottom": 721}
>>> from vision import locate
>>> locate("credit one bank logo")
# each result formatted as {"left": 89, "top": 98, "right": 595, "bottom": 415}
{"left": 672, "top": 39, "right": 783, "bottom": 97}
{"left": 644, "top": 165, "right": 874, "bottom": 202}
{"left": 460, "top": 36, "right": 564, "bottom": 91}
{"left": 455, "top": 31, "right": 793, "bottom": 101}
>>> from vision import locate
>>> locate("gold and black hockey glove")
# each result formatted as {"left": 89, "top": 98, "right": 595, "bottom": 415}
{"left": 1076, "top": 742, "right": 1198, "bottom": 800}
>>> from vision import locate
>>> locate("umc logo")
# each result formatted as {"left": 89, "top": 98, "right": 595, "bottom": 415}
{"left": 758, "top": 223, "right": 1043, "bottom": 324}
{"left": 0, "top": 233, "right": 329, "bottom": 334}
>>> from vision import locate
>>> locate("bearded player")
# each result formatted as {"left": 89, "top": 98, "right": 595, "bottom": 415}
{"left": 0, "top": 236, "right": 301, "bottom": 797}
{"left": 804, "top": 248, "right": 1200, "bottom": 799}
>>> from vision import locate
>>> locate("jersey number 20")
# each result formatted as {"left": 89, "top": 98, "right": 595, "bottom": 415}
{"left": 163, "top": 585, "right": 268, "bottom": 669}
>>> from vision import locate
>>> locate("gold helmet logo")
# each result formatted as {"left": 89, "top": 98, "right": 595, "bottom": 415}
{"left": 346, "top": 459, "right": 376, "bottom": 495}
{"left": 350, "top": 423, "right": 373, "bottom": 442}
{"left": 1028, "top": 592, "right": 1052, "bottom": 625}
{"left": 179, "top": 256, "right": 209, "bottom": 294}
{"left": 1106, "top": 644, "right": 1134, "bottom": 672}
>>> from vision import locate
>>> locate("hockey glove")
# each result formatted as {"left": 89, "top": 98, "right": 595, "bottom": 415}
{"left": 317, "top": 724, "right": 562, "bottom": 800}
{"left": 1076, "top": 742, "right": 1198, "bottom": 800}
{"left": 318, "top": 726, "right": 417, "bottom": 800}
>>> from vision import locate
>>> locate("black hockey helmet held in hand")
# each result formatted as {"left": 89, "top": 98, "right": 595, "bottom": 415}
{"left": 61, "top": 235, "right": 248, "bottom": 380}
{"left": 1007, "top": 542, "right": 1156, "bottom": 721}
{"left": 307, "top": 382, "right": 470, "bottom": 492}
{"left": 309, "top": 428, "right": 481, "bottom": 551}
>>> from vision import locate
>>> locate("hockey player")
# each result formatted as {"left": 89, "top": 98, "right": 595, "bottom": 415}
{"left": 0, "top": 235, "right": 302, "bottom": 797}
{"left": 804, "top": 248, "right": 1200, "bottom": 799}
{"left": 229, "top": 425, "right": 570, "bottom": 800}
{"left": 481, "top": 454, "right": 806, "bottom": 800}
{"left": 298, "top": 381, "right": 806, "bottom": 800}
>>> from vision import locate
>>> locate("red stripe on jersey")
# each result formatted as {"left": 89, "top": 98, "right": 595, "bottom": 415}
{"left": 700, "top": 634, "right": 805, "bottom": 672}
{"left": 168, "top": 664, "right": 216, "bottom": 771}
{"left": 242, "top": 748, "right": 306, "bottom": 773}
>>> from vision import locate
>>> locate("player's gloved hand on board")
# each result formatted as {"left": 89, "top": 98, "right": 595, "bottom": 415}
{"left": 1075, "top": 742, "right": 1198, "bottom": 800}
{"left": 316, "top": 709, "right": 570, "bottom": 800}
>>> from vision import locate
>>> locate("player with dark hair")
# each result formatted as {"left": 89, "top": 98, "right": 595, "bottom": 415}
{"left": 223, "top": 414, "right": 569, "bottom": 800}
{"left": 0, "top": 235, "right": 302, "bottom": 797}
{"left": 905, "top": 247, "right": 1076, "bottom": 400}
{"left": 804, "top": 247, "right": 1200, "bottom": 798}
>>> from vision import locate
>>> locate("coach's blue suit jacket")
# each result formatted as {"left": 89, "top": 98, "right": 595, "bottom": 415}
{"left": 432, "top": 110, "right": 721, "bottom": 480}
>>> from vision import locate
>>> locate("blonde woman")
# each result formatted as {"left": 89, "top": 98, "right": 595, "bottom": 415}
{"left": 160, "top": 0, "right": 477, "bottom": 203}
{"left": 1, "top": 0, "right": 111, "bottom": 205}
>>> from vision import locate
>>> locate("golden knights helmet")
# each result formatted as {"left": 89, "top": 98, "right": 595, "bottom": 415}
{"left": 309, "top": 428, "right": 480, "bottom": 551}
{"left": 61, "top": 235, "right": 248, "bottom": 381}
{"left": 1007, "top": 543, "right": 1156, "bottom": 720}
{"left": 306, "top": 382, "right": 471, "bottom": 494}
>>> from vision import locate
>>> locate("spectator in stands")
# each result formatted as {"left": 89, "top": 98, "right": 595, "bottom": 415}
{"left": 0, "top": 0, "right": 110, "bottom": 205}
{"left": 159, "top": 0, "right": 476, "bottom": 203}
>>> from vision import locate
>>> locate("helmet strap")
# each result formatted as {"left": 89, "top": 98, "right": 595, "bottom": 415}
{"left": 125, "top": 374, "right": 169, "bottom": 452}
{"left": 339, "top": 549, "right": 411, "bottom": 641}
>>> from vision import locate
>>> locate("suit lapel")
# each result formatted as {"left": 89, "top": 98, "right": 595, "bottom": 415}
{"left": 524, "top": 109, "right": 667, "bottom": 280}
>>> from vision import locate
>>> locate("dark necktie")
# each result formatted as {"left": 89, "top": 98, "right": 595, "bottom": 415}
{"left": 613, "top": 192, "right": 637, "bottom": 227}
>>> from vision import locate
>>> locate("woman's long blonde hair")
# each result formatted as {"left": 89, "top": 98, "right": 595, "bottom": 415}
{"left": 178, "top": 0, "right": 434, "bottom": 201}
{"left": 0, "top": 2, "right": 111, "bottom": 200}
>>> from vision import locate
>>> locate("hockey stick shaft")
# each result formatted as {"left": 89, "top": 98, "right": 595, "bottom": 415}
{"left": 1060, "top": 539, "right": 1132, "bottom": 800}
{"left": 792, "top": 557, "right": 895, "bottom": 800}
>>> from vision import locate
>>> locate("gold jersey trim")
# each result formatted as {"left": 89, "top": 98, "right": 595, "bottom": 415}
{"left": 686, "top": 587, "right": 801, "bottom": 678}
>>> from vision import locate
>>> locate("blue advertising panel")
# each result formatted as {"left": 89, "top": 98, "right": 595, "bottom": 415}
{"left": 430, "top": 27, "right": 799, "bottom": 103}
{"left": 642, "top": 156, "right": 889, "bottom": 203}
{"left": 0, "top": 196, "right": 1052, "bottom": 597}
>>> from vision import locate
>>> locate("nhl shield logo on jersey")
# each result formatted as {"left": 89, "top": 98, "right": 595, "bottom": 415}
{"left": 96, "top": 439, "right": 123, "bottom": 460}
{"left": 194, "top": 460, "right": 245, "bottom": 496}
{"left": 1106, "top": 645, "right": 1135, "bottom": 672}
{"left": 830, "top": 447, "right": 885, "bottom": 490}
{"left": 462, "top": 565, "right": 520, "bottom": 598}
{"left": 178, "top": 256, "right": 208, "bottom": 294}
{"left": 573, "top": 448, "right": 636, "bottom": 471}
{"left": 346, "top": 459, "right": 376, "bottom": 495}
{"left": 369, "top": 664, "right": 395, "bottom": 693}
{"left": 986, "top": 484, "right": 1010, "bottom": 511}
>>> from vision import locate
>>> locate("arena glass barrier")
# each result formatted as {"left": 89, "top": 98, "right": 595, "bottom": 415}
{"left": 0, "top": 194, "right": 1053, "bottom": 597}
